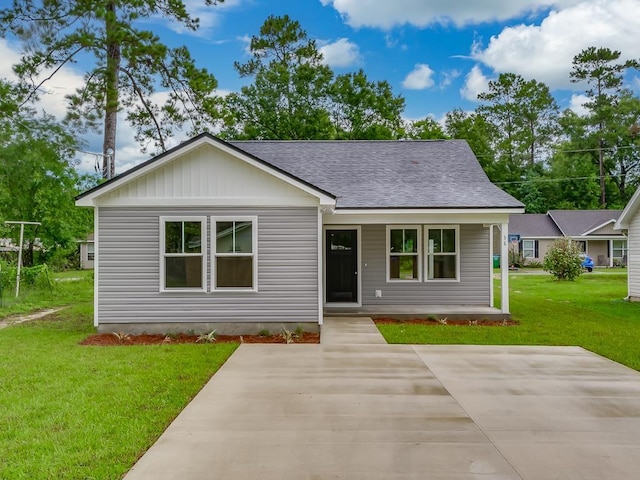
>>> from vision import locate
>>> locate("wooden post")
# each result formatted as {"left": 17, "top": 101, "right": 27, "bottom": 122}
{"left": 4, "top": 221, "right": 42, "bottom": 298}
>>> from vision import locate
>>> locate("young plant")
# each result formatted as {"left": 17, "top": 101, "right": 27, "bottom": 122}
{"left": 281, "top": 327, "right": 294, "bottom": 344}
{"left": 112, "top": 332, "right": 131, "bottom": 343}
{"left": 196, "top": 330, "right": 217, "bottom": 344}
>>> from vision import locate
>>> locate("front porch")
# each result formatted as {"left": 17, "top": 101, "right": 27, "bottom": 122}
{"left": 324, "top": 304, "right": 509, "bottom": 320}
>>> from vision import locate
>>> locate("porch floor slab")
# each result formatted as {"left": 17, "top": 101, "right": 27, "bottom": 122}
{"left": 324, "top": 304, "right": 507, "bottom": 320}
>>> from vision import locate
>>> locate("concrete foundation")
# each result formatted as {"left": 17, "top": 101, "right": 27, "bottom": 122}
{"left": 97, "top": 321, "right": 320, "bottom": 335}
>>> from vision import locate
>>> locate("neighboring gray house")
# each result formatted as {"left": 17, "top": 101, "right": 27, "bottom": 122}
{"left": 78, "top": 233, "right": 95, "bottom": 270}
{"left": 75, "top": 134, "right": 523, "bottom": 334}
{"left": 506, "top": 210, "right": 626, "bottom": 267}
{"left": 615, "top": 189, "right": 640, "bottom": 301}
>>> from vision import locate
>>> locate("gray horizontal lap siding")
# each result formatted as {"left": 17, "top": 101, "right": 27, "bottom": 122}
{"left": 360, "top": 224, "right": 490, "bottom": 305}
{"left": 97, "top": 207, "right": 318, "bottom": 324}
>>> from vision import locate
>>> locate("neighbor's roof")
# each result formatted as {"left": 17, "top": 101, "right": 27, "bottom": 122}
{"left": 508, "top": 214, "right": 562, "bottom": 237}
{"left": 230, "top": 139, "right": 523, "bottom": 209}
{"left": 547, "top": 210, "right": 622, "bottom": 236}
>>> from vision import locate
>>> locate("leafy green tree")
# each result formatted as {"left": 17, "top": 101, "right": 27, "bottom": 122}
{"left": 0, "top": 82, "right": 94, "bottom": 266}
{"left": 405, "top": 117, "right": 448, "bottom": 140}
{"left": 0, "top": 0, "right": 223, "bottom": 178}
{"left": 222, "top": 15, "right": 334, "bottom": 140}
{"left": 570, "top": 46, "right": 640, "bottom": 207}
{"left": 543, "top": 238, "right": 583, "bottom": 281}
{"left": 478, "top": 73, "right": 558, "bottom": 169}
{"left": 330, "top": 69, "right": 405, "bottom": 139}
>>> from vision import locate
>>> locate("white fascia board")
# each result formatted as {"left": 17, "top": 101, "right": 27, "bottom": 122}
{"left": 326, "top": 208, "right": 524, "bottom": 225}
{"left": 616, "top": 188, "right": 640, "bottom": 230}
{"left": 582, "top": 219, "right": 618, "bottom": 236}
{"left": 572, "top": 235, "right": 626, "bottom": 241}
{"left": 76, "top": 136, "right": 336, "bottom": 207}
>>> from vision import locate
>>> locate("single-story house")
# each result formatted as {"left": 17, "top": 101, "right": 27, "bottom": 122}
{"left": 75, "top": 133, "right": 524, "bottom": 334}
{"left": 505, "top": 210, "right": 626, "bottom": 267}
{"left": 615, "top": 189, "right": 640, "bottom": 301}
{"left": 78, "top": 233, "right": 95, "bottom": 270}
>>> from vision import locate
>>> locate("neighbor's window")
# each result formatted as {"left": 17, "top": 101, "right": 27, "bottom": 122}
{"left": 522, "top": 239, "right": 538, "bottom": 259}
{"left": 612, "top": 239, "right": 627, "bottom": 259}
{"left": 87, "top": 243, "right": 95, "bottom": 261}
{"left": 213, "top": 217, "right": 257, "bottom": 290}
{"left": 426, "top": 226, "right": 458, "bottom": 280}
{"left": 388, "top": 226, "right": 420, "bottom": 281}
{"left": 161, "top": 217, "right": 206, "bottom": 290}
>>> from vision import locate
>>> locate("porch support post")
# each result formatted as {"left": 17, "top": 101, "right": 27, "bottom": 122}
{"left": 501, "top": 222, "right": 510, "bottom": 314}
{"left": 489, "top": 225, "right": 494, "bottom": 308}
{"left": 317, "top": 207, "right": 324, "bottom": 326}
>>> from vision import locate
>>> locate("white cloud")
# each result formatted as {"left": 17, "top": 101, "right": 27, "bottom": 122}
{"left": 460, "top": 65, "right": 490, "bottom": 101}
{"left": 568, "top": 93, "right": 590, "bottom": 116}
{"left": 440, "top": 69, "right": 461, "bottom": 89}
{"left": 319, "top": 38, "right": 362, "bottom": 68}
{"left": 470, "top": 0, "right": 640, "bottom": 90}
{"left": 151, "top": 0, "right": 242, "bottom": 37}
{"left": 402, "top": 64, "right": 435, "bottom": 90}
{"left": 321, "top": 0, "right": 584, "bottom": 29}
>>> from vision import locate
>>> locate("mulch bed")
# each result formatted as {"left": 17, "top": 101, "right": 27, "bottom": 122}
{"left": 373, "top": 317, "right": 518, "bottom": 326}
{"left": 80, "top": 332, "right": 320, "bottom": 346}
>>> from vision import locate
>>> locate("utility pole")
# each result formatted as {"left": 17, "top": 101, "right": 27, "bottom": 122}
{"left": 4, "top": 221, "right": 41, "bottom": 297}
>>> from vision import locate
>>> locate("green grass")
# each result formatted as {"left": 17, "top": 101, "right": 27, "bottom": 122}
{"left": 378, "top": 273, "right": 640, "bottom": 371}
{"left": 0, "top": 269, "right": 93, "bottom": 317}
{"left": 0, "top": 303, "right": 238, "bottom": 480}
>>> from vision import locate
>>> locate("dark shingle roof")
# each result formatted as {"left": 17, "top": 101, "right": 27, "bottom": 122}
{"left": 547, "top": 210, "right": 622, "bottom": 236}
{"left": 230, "top": 140, "right": 522, "bottom": 209}
{"left": 509, "top": 214, "right": 562, "bottom": 237}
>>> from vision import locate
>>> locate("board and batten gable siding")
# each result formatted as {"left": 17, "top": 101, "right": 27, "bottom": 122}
{"left": 93, "top": 144, "right": 321, "bottom": 207}
{"left": 360, "top": 224, "right": 490, "bottom": 305}
{"left": 630, "top": 211, "right": 640, "bottom": 300}
{"left": 97, "top": 206, "right": 319, "bottom": 325}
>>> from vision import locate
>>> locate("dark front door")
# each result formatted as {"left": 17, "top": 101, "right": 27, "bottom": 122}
{"left": 326, "top": 229, "right": 358, "bottom": 303}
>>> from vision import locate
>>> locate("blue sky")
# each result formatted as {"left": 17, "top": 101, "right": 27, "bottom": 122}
{"left": 1, "top": 0, "right": 640, "bottom": 174}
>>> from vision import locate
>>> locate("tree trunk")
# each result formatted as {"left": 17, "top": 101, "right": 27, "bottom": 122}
{"left": 103, "top": 1, "right": 120, "bottom": 179}
{"left": 598, "top": 137, "right": 606, "bottom": 208}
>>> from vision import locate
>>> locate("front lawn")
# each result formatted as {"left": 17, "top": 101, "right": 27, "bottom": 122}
{"left": 378, "top": 273, "right": 640, "bottom": 371}
{"left": 0, "top": 304, "right": 238, "bottom": 480}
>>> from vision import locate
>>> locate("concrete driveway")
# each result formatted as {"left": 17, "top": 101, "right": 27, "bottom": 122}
{"left": 124, "top": 318, "right": 640, "bottom": 479}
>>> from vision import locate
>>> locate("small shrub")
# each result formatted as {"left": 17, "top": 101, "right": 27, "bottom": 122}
{"left": 112, "top": 332, "right": 131, "bottom": 343}
{"left": 258, "top": 329, "right": 270, "bottom": 337}
{"left": 543, "top": 238, "right": 583, "bottom": 281}
{"left": 281, "top": 327, "right": 294, "bottom": 344}
{"left": 196, "top": 330, "right": 217, "bottom": 343}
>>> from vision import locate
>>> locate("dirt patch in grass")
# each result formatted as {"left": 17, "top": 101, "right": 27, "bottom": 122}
{"left": 373, "top": 317, "right": 518, "bottom": 326}
{"left": 80, "top": 331, "right": 320, "bottom": 346}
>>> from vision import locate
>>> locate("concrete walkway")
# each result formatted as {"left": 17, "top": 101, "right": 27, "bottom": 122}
{"left": 124, "top": 318, "right": 640, "bottom": 479}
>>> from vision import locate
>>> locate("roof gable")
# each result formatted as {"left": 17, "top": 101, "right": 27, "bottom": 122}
{"left": 548, "top": 210, "right": 622, "bottom": 236}
{"left": 76, "top": 134, "right": 335, "bottom": 207}
{"left": 616, "top": 187, "right": 640, "bottom": 229}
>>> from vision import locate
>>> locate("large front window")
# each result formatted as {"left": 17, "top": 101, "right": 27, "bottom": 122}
{"left": 426, "top": 226, "right": 458, "bottom": 280}
{"left": 213, "top": 217, "right": 257, "bottom": 290}
{"left": 161, "top": 217, "right": 206, "bottom": 290}
{"left": 388, "top": 227, "right": 420, "bottom": 280}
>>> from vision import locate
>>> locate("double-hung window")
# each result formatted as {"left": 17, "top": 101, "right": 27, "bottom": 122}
{"left": 425, "top": 226, "right": 458, "bottom": 281}
{"left": 387, "top": 226, "right": 420, "bottom": 281}
{"left": 161, "top": 217, "right": 206, "bottom": 291}
{"left": 522, "top": 239, "right": 538, "bottom": 259}
{"left": 213, "top": 217, "right": 257, "bottom": 290}
{"left": 612, "top": 239, "right": 627, "bottom": 260}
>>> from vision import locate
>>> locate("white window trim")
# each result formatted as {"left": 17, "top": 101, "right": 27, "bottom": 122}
{"left": 612, "top": 239, "right": 627, "bottom": 259}
{"left": 159, "top": 216, "right": 207, "bottom": 292}
{"left": 424, "top": 225, "right": 460, "bottom": 282}
{"left": 522, "top": 239, "right": 536, "bottom": 259}
{"left": 211, "top": 216, "right": 258, "bottom": 292}
{"left": 386, "top": 225, "right": 422, "bottom": 282}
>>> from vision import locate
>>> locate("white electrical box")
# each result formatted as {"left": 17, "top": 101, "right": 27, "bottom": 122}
{"left": 375, "top": 290, "right": 382, "bottom": 297}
